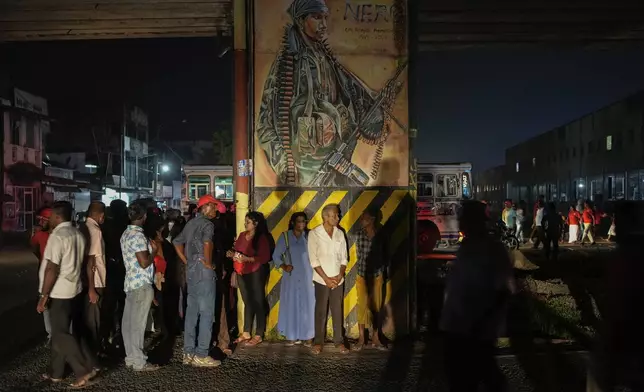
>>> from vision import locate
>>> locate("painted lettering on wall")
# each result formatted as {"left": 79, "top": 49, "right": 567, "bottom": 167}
{"left": 344, "top": 2, "right": 396, "bottom": 23}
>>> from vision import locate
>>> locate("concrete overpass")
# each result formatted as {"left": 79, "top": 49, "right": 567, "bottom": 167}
{"left": 1, "top": 0, "right": 644, "bottom": 49}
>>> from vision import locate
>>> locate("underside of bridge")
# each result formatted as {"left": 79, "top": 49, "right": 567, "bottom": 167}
{"left": 1, "top": 0, "right": 644, "bottom": 49}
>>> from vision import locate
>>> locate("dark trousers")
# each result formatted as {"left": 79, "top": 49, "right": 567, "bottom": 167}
{"left": 84, "top": 287, "right": 106, "bottom": 354}
{"left": 238, "top": 269, "right": 267, "bottom": 337}
{"left": 314, "top": 282, "right": 344, "bottom": 345}
{"left": 532, "top": 226, "right": 546, "bottom": 248}
{"left": 444, "top": 333, "right": 507, "bottom": 392}
{"left": 49, "top": 295, "right": 95, "bottom": 379}
{"left": 545, "top": 230, "right": 559, "bottom": 260}
{"left": 214, "top": 276, "right": 232, "bottom": 349}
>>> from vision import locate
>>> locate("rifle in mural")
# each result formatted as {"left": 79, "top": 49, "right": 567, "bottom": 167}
{"left": 309, "top": 60, "right": 408, "bottom": 187}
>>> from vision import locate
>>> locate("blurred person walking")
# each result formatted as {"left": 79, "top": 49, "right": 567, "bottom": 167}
{"left": 441, "top": 200, "right": 515, "bottom": 392}
{"left": 353, "top": 207, "right": 388, "bottom": 351}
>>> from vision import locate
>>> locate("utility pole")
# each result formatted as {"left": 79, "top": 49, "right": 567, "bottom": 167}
{"left": 232, "top": 0, "right": 250, "bottom": 336}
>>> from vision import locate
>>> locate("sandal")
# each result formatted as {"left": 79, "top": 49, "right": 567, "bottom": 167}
{"left": 372, "top": 343, "right": 388, "bottom": 351}
{"left": 311, "top": 344, "right": 322, "bottom": 355}
{"left": 69, "top": 369, "right": 98, "bottom": 389}
{"left": 222, "top": 348, "right": 233, "bottom": 356}
{"left": 303, "top": 340, "right": 313, "bottom": 348}
{"left": 336, "top": 344, "right": 349, "bottom": 354}
{"left": 40, "top": 373, "right": 63, "bottom": 383}
{"left": 284, "top": 340, "right": 295, "bottom": 347}
{"left": 234, "top": 336, "right": 250, "bottom": 344}
{"left": 352, "top": 342, "right": 364, "bottom": 352}
{"left": 245, "top": 336, "right": 263, "bottom": 347}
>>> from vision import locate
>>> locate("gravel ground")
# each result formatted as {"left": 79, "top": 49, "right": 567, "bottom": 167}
{"left": 0, "top": 246, "right": 615, "bottom": 391}
{"left": 0, "top": 335, "right": 596, "bottom": 392}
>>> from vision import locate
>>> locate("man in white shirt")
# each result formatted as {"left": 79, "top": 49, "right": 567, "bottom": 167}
{"left": 80, "top": 201, "right": 107, "bottom": 357}
{"left": 308, "top": 204, "right": 349, "bottom": 354}
{"left": 37, "top": 201, "right": 98, "bottom": 388}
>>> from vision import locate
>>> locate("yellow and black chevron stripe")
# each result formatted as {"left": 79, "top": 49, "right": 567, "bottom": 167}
{"left": 254, "top": 187, "right": 414, "bottom": 339}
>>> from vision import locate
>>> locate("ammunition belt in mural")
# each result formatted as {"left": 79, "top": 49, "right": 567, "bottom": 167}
{"left": 321, "top": 39, "right": 393, "bottom": 181}
{"left": 274, "top": 26, "right": 298, "bottom": 186}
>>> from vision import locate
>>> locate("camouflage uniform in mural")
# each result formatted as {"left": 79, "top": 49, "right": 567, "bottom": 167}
{"left": 256, "top": 0, "right": 401, "bottom": 187}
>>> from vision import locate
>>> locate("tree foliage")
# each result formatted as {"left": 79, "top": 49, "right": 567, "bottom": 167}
{"left": 212, "top": 130, "right": 232, "bottom": 164}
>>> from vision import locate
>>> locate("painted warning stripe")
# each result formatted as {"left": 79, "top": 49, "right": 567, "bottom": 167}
{"left": 253, "top": 188, "right": 412, "bottom": 339}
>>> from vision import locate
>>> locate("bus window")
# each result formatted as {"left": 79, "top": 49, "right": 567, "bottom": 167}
{"left": 462, "top": 172, "right": 472, "bottom": 199}
{"left": 437, "top": 174, "right": 459, "bottom": 197}
{"left": 417, "top": 173, "right": 433, "bottom": 197}
{"left": 214, "top": 176, "right": 233, "bottom": 200}
{"left": 188, "top": 175, "right": 210, "bottom": 200}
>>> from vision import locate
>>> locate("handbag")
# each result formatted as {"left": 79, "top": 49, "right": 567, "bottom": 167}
{"left": 279, "top": 231, "right": 293, "bottom": 275}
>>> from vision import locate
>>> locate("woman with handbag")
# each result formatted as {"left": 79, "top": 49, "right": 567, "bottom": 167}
{"left": 227, "top": 211, "right": 271, "bottom": 347}
{"left": 272, "top": 212, "right": 315, "bottom": 346}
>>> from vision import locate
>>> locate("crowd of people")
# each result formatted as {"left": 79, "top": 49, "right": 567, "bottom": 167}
{"left": 30, "top": 195, "right": 390, "bottom": 387}
{"left": 498, "top": 195, "right": 615, "bottom": 257}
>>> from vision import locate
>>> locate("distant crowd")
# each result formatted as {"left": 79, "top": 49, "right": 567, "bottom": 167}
{"left": 493, "top": 195, "right": 615, "bottom": 256}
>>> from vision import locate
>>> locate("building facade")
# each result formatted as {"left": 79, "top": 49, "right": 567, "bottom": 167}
{"left": 1, "top": 88, "right": 49, "bottom": 232}
{"left": 473, "top": 164, "right": 506, "bottom": 212}
{"left": 505, "top": 91, "right": 644, "bottom": 207}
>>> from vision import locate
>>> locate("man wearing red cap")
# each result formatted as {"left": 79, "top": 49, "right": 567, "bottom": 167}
{"left": 173, "top": 194, "right": 222, "bottom": 367}
{"left": 32, "top": 207, "right": 53, "bottom": 342}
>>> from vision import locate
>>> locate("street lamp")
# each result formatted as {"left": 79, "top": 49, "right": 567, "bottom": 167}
{"left": 161, "top": 164, "right": 170, "bottom": 173}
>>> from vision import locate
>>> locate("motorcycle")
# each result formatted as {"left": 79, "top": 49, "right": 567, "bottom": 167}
{"left": 490, "top": 220, "right": 520, "bottom": 250}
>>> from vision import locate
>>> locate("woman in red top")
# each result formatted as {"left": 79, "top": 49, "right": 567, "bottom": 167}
{"left": 567, "top": 205, "right": 581, "bottom": 244}
{"left": 227, "top": 211, "right": 271, "bottom": 347}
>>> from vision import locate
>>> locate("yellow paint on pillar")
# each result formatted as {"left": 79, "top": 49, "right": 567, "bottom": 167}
{"left": 339, "top": 190, "right": 378, "bottom": 231}
{"left": 307, "top": 191, "right": 347, "bottom": 229}
{"left": 235, "top": 192, "right": 250, "bottom": 335}
{"left": 256, "top": 190, "right": 289, "bottom": 219}
{"left": 271, "top": 190, "right": 317, "bottom": 241}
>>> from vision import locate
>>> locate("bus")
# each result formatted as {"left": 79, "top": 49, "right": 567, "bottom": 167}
{"left": 417, "top": 162, "right": 473, "bottom": 250}
{"left": 181, "top": 164, "right": 234, "bottom": 214}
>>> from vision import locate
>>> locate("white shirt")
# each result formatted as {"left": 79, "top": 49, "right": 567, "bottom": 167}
{"left": 308, "top": 224, "right": 348, "bottom": 286}
{"left": 40, "top": 222, "right": 86, "bottom": 299}
{"left": 535, "top": 208, "right": 544, "bottom": 227}
{"left": 86, "top": 217, "right": 106, "bottom": 288}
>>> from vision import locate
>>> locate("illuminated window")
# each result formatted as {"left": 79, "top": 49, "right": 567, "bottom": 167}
{"left": 214, "top": 176, "right": 233, "bottom": 200}
{"left": 606, "top": 135, "right": 612, "bottom": 151}
{"left": 436, "top": 174, "right": 459, "bottom": 197}
{"left": 188, "top": 175, "right": 210, "bottom": 200}
{"left": 516, "top": 162, "right": 520, "bottom": 172}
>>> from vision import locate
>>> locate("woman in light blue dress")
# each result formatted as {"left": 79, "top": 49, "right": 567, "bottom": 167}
{"left": 272, "top": 212, "right": 315, "bottom": 345}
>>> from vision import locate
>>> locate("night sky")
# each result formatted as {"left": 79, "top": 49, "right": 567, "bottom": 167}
{"left": 3, "top": 39, "right": 644, "bottom": 170}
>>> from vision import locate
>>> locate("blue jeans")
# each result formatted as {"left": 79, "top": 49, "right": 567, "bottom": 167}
{"left": 184, "top": 278, "right": 216, "bottom": 357}
{"left": 122, "top": 284, "right": 154, "bottom": 369}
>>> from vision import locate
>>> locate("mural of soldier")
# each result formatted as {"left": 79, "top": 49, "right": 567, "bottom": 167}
{"left": 255, "top": 0, "right": 406, "bottom": 187}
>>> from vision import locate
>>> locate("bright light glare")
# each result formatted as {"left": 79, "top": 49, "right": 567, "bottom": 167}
{"left": 578, "top": 184, "right": 584, "bottom": 188}
{"left": 161, "top": 164, "right": 170, "bottom": 173}
{"left": 85, "top": 164, "right": 98, "bottom": 168}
